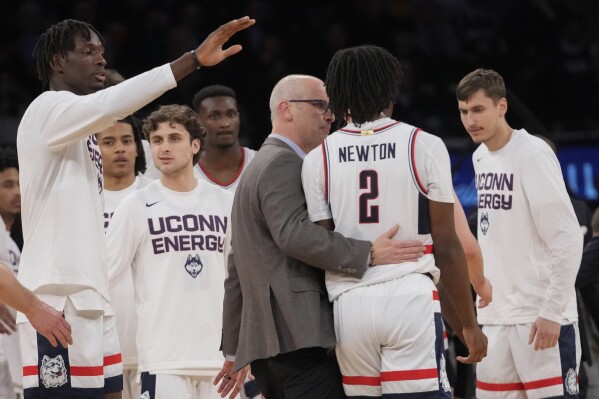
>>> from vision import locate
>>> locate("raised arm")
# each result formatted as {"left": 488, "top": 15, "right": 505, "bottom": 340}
{"left": 171, "top": 17, "right": 255, "bottom": 81}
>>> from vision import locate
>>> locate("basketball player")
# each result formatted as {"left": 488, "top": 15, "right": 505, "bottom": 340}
{"left": 16, "top": 16, "right": 253, "bottom": 399}
{"left": 0, "top": 147, "right": 21, "bottom": 399}
{"left": 192, "top": 84, "right": 256, "bottom": 192}
{"left": 106, "top": 105, "right": 245, "bottom": 399}
{"left": 302, "top": 45, "right": 487, "bottom": 398}
{"left": 456, "top": 68, "right": 582, "bottom": 398}
{"left": 98, "top": 116, "right": 152, "bottom": 399}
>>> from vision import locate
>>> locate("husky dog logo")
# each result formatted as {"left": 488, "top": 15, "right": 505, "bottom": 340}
{"left": 185, "top": 254, "right": 203, "bottom": 278}
{"left": 40, "top": 355, "right": 68, "bottom": 388}
{"left": 439, "top": 354, "right": 451, "bottom": 392}
{"left": 480, "top": 212, "right": 489, "bottom": 236}
{"left": 140, "top": 391, "right": 151, "bottom": 399}
{"left": 564, "top": 368, "right": 578, "bottom": 395}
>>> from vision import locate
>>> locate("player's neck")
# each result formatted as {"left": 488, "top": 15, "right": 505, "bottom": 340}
{"left": 104, "top": 173, "right": 136, "bottom": 191}
{"left": 200, "top": 143, "right": 243, "bottom": 170}
{"left": 1, "top": 214, "right": 14, "bottom": 232}
{"left": 485, "top": 122, "right": 514, "bottom": 152}
{"left": 346, "top": 112, "right": 388, "bottom": 125}
{"left": 160, "top": 166, "right": 197, "bottom": 192}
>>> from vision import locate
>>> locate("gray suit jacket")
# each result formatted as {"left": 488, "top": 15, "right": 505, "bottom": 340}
{"left": 222, "top": 137, "right": 371, "bottom": 371}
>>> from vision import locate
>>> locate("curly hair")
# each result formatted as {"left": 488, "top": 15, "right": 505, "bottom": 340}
{"left": 142, "top": 105, "right": 205, "bottom": 165}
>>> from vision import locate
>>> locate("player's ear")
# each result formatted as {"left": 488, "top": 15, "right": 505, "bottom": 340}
{"left": 498, "top": 97, "right": 507, "bottom": 117}
{"left": 50, "top": 53, "right": 65, "bottom": 74}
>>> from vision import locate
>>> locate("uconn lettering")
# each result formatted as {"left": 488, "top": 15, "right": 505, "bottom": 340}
{"left": 476, "top": 172, "right": 514, "bottom": 210}
{"left": 87, "top": 135, "right": 103, "bottom": 175}
{"left": 339, "top": 143, "right": 396, "bottom": 163}
{"left": 147, "top": 214, "right": 228, "bottom": 255}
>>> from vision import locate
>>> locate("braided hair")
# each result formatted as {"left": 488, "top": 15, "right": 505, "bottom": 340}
{"left": 325, "top": 45, "right": 402, "bottom": 125}
{"left": 32, "top": 19, "right": 105, "bottom": 89}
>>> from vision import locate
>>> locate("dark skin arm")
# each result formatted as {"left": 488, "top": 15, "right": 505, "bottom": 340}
{"left": 429, "top": 201, "right": 487, "bottom": 363}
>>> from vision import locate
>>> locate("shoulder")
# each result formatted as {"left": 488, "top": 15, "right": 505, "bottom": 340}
{"left": 513, "top": 130, "right": 558, "bottom": 167}
{"left": 198, "top": 179, "right": 234, "bottom": 201}
{"left": 243, "top": 147, "right": 257, "bottom": 158}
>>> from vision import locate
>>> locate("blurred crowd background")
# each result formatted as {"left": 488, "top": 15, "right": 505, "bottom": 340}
{"left": 1, "top": 0, "right": 598, "bottom": 211}
{"left": 1, "top": 0, "right": 599, "bottom": 144}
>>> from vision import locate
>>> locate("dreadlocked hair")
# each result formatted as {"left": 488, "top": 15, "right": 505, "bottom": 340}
{"left": 32, "top": 19, "right": 105, "bottom": 89}
{"left": 325, "top": 45, "right": 402, "bottom": 125}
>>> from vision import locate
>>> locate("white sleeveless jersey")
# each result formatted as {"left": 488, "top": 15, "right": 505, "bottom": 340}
{"left": 302, "top": 118, "right": 454, "bottom": 300}
{"left": 16, "top": 64, "right": 176, "bottom": 307}
{"left": 106, "top": 179, "right": 233, "bottom": 373}
{"left": 473, "top": 129, "right": 581, "bottom": 325}
{"left": 193, "top": 147, "right": 256, "bottom": 193}
{"left": 103, "top": 176, "right": 152, "bottom": 368}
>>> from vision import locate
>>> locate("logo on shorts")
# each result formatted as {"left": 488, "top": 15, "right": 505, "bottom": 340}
{"left": 185, "top": 254, "right": 203, "bottom": 278}
{"left": 40, "top": 355, "right": 68, "bottom": 388}
{"left": 480, "top": 212, "right": 489, "bottom": 235}
{"left": 439, "top": 354, "right": 451, "bottom": 392}
{"left": 565, "top": 368, "right": 578, "bottom": 395}
{"left": 140, "top": 391, "right": 151, "bottom": 399}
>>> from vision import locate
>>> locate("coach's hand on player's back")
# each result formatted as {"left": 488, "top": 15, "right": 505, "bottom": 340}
{"left": 195, "top": 16, "right": 256, "bottom": 67}
{"left": 457, "top": 324, "right": 487, "bottom": 364}
{"left": 371, "top": 224, "right": 427, "bottom": 266}
{"left": 26, "top": 300, "right": 73, "bottom": 348}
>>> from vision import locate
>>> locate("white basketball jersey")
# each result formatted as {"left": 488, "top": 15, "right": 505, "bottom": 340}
{"left": 104, "top": 176, "right": 153, "bottom": 230}
{"left": 103, "top": 176, "right": 152, "bottom": 368}
{"left": 193, "top": 147, "right": 256, "bottom": 193}
{"left": 473, "top": 129, "right": 581, "bottom": 325}
{"left": 106, "top": 179, "right": 233, "bottom": 373}
{"left": 302, "top": 118, "right": 454, "bottom": 300}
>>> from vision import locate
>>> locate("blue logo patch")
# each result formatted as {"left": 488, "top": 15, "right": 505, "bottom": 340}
{"left": 480, "top": 212, "right": 489, "bottom": 236}
{"left": 185, "top": 254, "right": 203, "bottom": 278}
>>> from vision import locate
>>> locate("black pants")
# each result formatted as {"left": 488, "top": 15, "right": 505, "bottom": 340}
{"left": 251, "top": 347, "right": 345, "bottom": 399}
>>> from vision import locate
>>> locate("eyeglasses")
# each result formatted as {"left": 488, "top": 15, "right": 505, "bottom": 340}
{"left": 288, "top": 99, "right": 331, "bottom": 115}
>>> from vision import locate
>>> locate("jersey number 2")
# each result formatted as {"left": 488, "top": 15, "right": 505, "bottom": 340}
{"left": 359, "top": 170, "right": 379, "bottom": 223}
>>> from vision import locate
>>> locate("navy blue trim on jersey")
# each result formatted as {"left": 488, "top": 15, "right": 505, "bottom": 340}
{"left": 322, "top": 141, "right": 331, "bottom": 207}
{"left": 434, "top": 314, "right": 452, "bottom": 399}
{"left": 24, "top": 332, "right": 106, "bottom": 399}
{"left": 559, "top": 324, "right": 580, "bottom": 398}
{"left": 104, "top": 374, "right": 123, "bottom": 393}
{"left": 417, "top": 193, "right": 431, "bottom": 235}
{"left": 141, "top": 372, "right": 157, "bottom": 399}
{"left": 408, "top": 128, "right": 428, "bottom": 196}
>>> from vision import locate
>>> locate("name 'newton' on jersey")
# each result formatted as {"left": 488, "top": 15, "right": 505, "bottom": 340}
{"left": 302, "top": 118, "right": 455, "bottom": 301}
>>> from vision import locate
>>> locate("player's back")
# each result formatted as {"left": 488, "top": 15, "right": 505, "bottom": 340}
{"left": 304, "top": 118, "right": 454, "bottom": 300}
{"left": 323, "top": 119, "right": 430, "bottom": 244}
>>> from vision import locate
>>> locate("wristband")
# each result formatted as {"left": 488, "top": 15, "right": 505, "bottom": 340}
{"left": 190, "top": 49, "right": 202, "bottom": 70}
